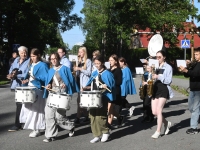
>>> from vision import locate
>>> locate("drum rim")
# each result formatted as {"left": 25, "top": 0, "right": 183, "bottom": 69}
{"left": 16, "top": 86, "right": 36, "bottom": 90}
{"left": 81, "top": 90, "right": 101, "bottom": 94}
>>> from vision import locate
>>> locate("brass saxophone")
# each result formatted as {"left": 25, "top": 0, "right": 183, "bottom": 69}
{"left": 139, "top": 75, "right": 145, "bottom": 100}
{"left": 147, "top": 65, "right": 155, "bottom": 97}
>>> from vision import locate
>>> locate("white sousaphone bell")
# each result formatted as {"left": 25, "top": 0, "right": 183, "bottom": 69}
{"left": 148, "top": 34, "right": 163, "bottom": 57}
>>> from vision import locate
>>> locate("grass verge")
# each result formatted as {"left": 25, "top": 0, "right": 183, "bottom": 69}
{"left": 173, "top": 75, "right": 189, "bottom": 80}
{"left": 171, "top": 85, "right": 189, "bottom": 96}
{"left": 0, "top": 75, "right": 10, "bottom": 85}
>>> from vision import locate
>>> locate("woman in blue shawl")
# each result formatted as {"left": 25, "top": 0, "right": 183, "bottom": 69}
{"left": 119, "top": 57, "right": 137, "bottom": 116}
{"left": 85, "top": 55, "right": 115, "bottom": 143}
{"left": 43, "top": 52, "right": 79, "bottom": 143}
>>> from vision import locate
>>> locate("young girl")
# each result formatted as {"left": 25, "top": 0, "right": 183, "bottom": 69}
{"left": 151, "top": 50, "right": 173, "bottom": 138}
{"left": 20, "top": 48, "right": 49, "bottom": 137}
{"left": 43, "top": 52, "right": 79, "bottom": 142}
{"left": 108, "top": 54, "right": 123, "bottom": 128}
{"left": 73, "top": 46, "right": 92, "bottom": 124}
{"left": 85, "top": 55, "right": 115, "bottom": 143}
{"left": 118, "top": 57, "right": 137, "bottom": 116}
{"left": 141, "top": 65, "right": 154, "bottom": 123}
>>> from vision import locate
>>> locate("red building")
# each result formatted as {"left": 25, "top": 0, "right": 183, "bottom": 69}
{"left": 138, "top": 22, "right": 200, "bottom": 48}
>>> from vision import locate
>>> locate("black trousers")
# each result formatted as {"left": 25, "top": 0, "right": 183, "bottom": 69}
{"left": 15, "top": 102, "right": 23, "bottom": 127}
{"left": 121, "top": 96, "right": 131, "bottom": 109}
{"left": 143, "top": 95, "right": 154, "bottom": 119}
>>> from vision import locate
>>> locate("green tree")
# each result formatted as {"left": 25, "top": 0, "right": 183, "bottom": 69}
{"left": 81, "top": 0, "right": 200, "bottom": 57}
{"left": 0, "top": 0, "right": 81, "bottom": 56}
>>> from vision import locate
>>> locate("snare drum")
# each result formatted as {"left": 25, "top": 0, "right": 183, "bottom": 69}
{"left": 80, "top": 90, "right": 102, "bottom": 108}
{"left": 15, "top": 86, "right": 37, "bottom": 103}
{"left": 47, "top": 93, "right": 72, "bottom": 110}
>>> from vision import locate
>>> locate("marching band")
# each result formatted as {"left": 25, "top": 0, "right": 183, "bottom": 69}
{"left": 7, "top": 38, "right": 200, "bottom": 144}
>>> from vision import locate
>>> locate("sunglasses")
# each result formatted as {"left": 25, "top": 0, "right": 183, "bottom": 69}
{"left": 156, "top": 56, "right": 162, "bottom": 59}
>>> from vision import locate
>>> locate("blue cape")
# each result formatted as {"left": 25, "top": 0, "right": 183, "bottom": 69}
{"left": 121, "top": 67, "right": 137, "bottom": 96}
{"left": 24, "top": 61, "right": 49, "bottom": 89}
{"left": 86, "top": 70, "right": 116, "bottom": 101}
{"left": 43, "top": 65, "right": 79, "bottom": 98}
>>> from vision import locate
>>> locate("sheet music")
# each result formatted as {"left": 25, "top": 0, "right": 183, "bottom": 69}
{"left": 104, "top": 62, "right": 110, "bottom": 69}
{"left": 69, "top": 55, "right": 78, "bottom": 62}
{"left": 140, "top": 59, "right": 146, "bottom": 63}
{"left": 148, "top": 59, "right": 159, "bottom": 68}
{"left": 176, "top": 60, "right": 186, "bottom": 67}
{"left": 135, "top": 67, "right": 144, "bottom": 74}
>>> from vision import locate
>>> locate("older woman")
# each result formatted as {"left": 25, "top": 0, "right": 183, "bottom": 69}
{"left": 7, "top": 46, "right": 30, "bottom": 132}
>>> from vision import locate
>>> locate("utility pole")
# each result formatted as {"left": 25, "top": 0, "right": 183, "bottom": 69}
{"left": 191, "top": 0, "right": 194, "bottom": 60}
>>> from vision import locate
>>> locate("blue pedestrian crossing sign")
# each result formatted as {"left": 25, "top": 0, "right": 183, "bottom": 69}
{"left": 181, "top": 40, "right": 190, "bottom": 48}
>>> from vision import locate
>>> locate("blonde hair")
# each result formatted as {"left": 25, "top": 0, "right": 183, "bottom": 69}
{"left": 78, "top": 46, "right": 88, "bottom": 70}
{"left": 93, "top": 50, "right": 101, "bottom": 56}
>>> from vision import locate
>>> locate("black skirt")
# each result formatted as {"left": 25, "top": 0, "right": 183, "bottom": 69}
{"left": 152, "top": 80, "right": 169, "bottom": 99}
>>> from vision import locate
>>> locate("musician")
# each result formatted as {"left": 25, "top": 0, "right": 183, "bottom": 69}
{"left": 151, "top": 50, "right": 173, "bottom": 139}
{"left": 85, "top": 55, "right": 115, "bottom": 143}
{"left": 43, "top": 52, "right": 79, "bottom": 142}
{"left": 179, "top": 48, "right": 200, "bottom": 134}
{"left": 118, "top": 57, "right": 137, "bottom": 116}
{"left": 140, "top": 65, "right": 154, "bottom": 123}
{"left": 108, "top": 54, "right": 124, "bottom": 128}
{"left": 20, "top": 48, "right": 49, "bottom": 137}
{"left": 73, "top": 46, "right": 92, "bottom": 124}
{"left": 57, "top": 47, "right": 71, "bottom": 69}
{"left": 92, "top": 50, "right": 101, "bottom": 72}
{"left": 7, "top": 46, "right": 30, "bottom": 132}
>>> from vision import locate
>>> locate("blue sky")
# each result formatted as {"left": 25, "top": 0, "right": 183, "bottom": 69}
{"left": 61, "top": 0, "right": 200, "bottom": 49}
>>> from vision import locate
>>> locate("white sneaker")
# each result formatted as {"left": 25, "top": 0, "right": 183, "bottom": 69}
{"left": 164, "top": 121, "right": 172, "bottom": 135}
{"left": 69, "top": 128, "right": 75, "bottom": 137}
{"left": 29, "top": 130, "right": 41, "bottom": 138}
{"left": 101, "top": 133, "right": 110, "bottom": 142}
{"left": 151, "top": 131, "right": 160, "bottom": 139}
{"left": 129, "top": 106, "right": 135, "bottom": 116}
{"left": 90, "top": 137, "right": 100, "bottom": 143}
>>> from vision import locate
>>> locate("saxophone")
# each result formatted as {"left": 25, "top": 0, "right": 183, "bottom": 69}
{"left": 147, "top": 64, "right": 155, "bottom": 97}
{"left": 139, "top": 75, "right": 145, "bottom": 100}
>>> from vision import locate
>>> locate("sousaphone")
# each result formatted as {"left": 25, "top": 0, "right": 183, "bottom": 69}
{"left": 148, "top": 34, "right": 163, "bottom": 57}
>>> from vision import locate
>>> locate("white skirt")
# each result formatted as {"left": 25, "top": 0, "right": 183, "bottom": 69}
{"left": 20, "top": 88, "right": 46, "bottom": 130}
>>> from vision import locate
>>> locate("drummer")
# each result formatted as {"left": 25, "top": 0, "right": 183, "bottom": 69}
{"left": 43, "top": 52, "right": 79, "bottom": 142}
{"left": 20, "top": 48, "right": 49, "bottom": 137}
{"left": 7, "top": 46, "right": 30, "bottom": 132}
{"left": 84, "top": 55, "right": 115, "bottom": 143}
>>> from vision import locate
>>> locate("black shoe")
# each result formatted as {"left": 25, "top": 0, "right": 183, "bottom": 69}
{"left": 107, "top": 124, "right": 113, "bottom": 131}
{"left": 74, "top": 118, "right": 80, "bottom": 125}
{"left": 145, "top": 117, "right": 154, "bottom": 123}
{"left": 8, "top": 126, "right": 22, "bottom": 132}
{"left": 81, "top": 117, "right": 90, "bottom": 124}
{"left": 117, "top": 116, "right": 125, "bottom": 128}
{"left": 186, "top": 128, "right": 198, "bottom": 134}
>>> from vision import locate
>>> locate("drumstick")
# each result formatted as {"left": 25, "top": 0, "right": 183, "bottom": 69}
{"left": 41, "top": 86, "right": 57, "bottom": 93}
{"left": 97, "top": 80, "right": 111, "bottom": 92}
{"left": 29, "top": 74, "right": 57, "bottom": 93}
{"left": 92, "top": 75, "right": 111, "bottom": 92}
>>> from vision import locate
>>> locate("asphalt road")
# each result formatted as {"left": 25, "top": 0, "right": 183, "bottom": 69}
{"left": 0, "top": 77, "right": 199, "bottom": 150}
